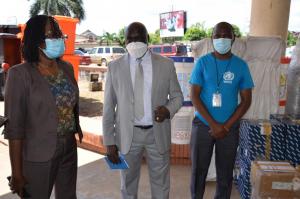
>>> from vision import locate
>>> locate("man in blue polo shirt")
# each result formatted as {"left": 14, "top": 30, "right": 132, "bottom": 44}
{"left": 189, "top": 22, "right": 254, "bottom": 199}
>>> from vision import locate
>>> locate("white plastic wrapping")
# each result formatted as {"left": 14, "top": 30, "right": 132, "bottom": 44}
{"left": 231, "top": 38, "right": 247, "bottom": 58}
{"left": 191, "top": 38, "right": 213, "bottom": 59}
{"left": 243, "top": 60, "right": 281, "bottom": 119}
{"left": 285, "top": 39, "right": 300, "bottom": 118}
{"left": 244, "top": 36, "right": 285, "bottom": 61}
{"left": 171, "top": 107, "right": 194, "bottom": 144}
{"left": 243, "top": 36, "right": 285, "bottom": 119}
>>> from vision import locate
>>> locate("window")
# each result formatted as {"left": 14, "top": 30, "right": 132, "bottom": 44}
{"left": 105, "top": 48, "right": 110, "bottom": 53}
{"left": 113, "top": 47, "right": 125, "bottom": 53}
{"left": 74, "top": 50, "right": 84, "bottom": 55}
{"left": 177, "top": 45, "right": 187, "bottom": 54}
{"left": 163, "top": 46, "right": 172, "bottom": 53}
{"left": 90, "top": 48, "right": 96, "bottom": 54}
{"left": 152, "top": 47, "right": 161, "bottom": 53}
{"left": 97, "top": 48, "right": 103, "bottom": 54}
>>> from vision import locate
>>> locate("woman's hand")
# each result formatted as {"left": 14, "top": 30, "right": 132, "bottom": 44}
{"left": 9, "top": 174, "right": 27, "bottom": 197}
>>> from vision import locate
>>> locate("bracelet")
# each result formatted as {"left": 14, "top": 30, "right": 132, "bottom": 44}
{"left": 224, "top": 126, "right": 230, "bottom": 132}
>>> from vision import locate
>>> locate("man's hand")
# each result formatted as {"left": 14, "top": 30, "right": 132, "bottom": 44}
{"left": 106, "top": 145, "right": 120, "bottom": 164}
{"left": 154, "top": 106, "right": 170, "bottom": 123}
{"left": 209, "top": 122, "right": 229, "bottom": 139}
{"left": 78, "top": 133, "right": 83, "bottom": 143}
{"left": 8, "top": 174, "right": 27, "bottom": 197}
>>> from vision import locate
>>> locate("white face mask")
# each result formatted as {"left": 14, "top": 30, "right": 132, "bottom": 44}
{"left": 126, "top": 42, "right": 148, "bottom": 59}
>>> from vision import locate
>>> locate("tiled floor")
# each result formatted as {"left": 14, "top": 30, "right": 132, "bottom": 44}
{"left": 0, "top": 144, "right": 240, "bottom": 199}
{"left": 0, "top": 98, "right": 241, "bottom": 199}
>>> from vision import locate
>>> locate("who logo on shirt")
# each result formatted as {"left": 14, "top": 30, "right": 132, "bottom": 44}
{"left": 223, "top": 71, "right": 234, "bottom": 84}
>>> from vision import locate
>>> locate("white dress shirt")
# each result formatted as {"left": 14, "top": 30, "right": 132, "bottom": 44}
{"left": 129, "top": 50, "right": 153, "bottom": 125}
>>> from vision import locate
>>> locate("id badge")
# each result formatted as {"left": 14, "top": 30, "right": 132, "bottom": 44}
{"left": 212, "top": 92, "right": 222, "bottom": 107}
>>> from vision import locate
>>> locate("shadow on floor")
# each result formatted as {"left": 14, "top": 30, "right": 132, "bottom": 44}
{"left": 0, "top": 159, "right": 240, "bottom": 199}
{"left": 79, "top": 97, "right": 103, "bottom": 118}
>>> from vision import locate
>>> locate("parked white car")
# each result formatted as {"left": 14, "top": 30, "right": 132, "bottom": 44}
{"left": 88, "top": 46, "right": 126, "bottom": 65}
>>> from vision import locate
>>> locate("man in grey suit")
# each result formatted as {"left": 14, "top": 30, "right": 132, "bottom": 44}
{"left": 103, "top": 22, "right": 183, "bottom": 199}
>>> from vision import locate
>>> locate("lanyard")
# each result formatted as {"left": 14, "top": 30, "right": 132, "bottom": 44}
{"left": 213, "top": 55, "right": 232, "bottom": 92}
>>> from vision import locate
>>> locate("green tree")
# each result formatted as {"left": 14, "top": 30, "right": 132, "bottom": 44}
{"left": 184, "top": 22, "right": 207, "bottom": 41}
{"left": 162, "top": 36, "right": 183, "bottom": 43}
{"left": 29, "top": 0, "right": 85, "bottom": 21}
{"left": 100, "top": 32, "right": 117, "bottom": 46}
{"left": 232, "top": 24, "right": 242, "bottom": 38}
{"left": 287, "top": 31, "right": 297, "bottom": 47}
{"left": 115, "top": 28, "right": 126, "bottom": 47}
{"left": 206, "top": 27, "right": 213, "bottom": 37}
{"left": 149, "top": 29, "right": 161, "bottom": 44}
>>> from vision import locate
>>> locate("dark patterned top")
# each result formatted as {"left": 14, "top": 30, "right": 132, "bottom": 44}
{"left": 44, "top": 70, "right": 76, "bottom": 135}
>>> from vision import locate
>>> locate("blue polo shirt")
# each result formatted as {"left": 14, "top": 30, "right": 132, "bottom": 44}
{"left": 189, "top": 53, "right": 254, "bottom": 125}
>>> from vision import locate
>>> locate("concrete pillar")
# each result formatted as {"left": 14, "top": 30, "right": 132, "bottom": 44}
{"left": 250, "top": 0, "right": 291, "bottom": 40}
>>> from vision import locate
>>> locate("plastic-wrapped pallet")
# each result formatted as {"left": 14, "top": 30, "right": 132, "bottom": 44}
{"left": 171, "top": 107, "right": 194, "bottom": 144}
{"left": 232, "top": 38, "right": 247, "bottom": 58}
{"left": 243, "top": 36, "right": 284, "bottom": 62}
{"left": 191, "top": 38, "right": 213, "bottom": 59}
{"left": 243, "top": 59, "right": 281, "bottom": 119}
{"left": 243, "top": 36, "right": 285, "bottom": 119}
{"left": 285, "top": 39, "right": 300, "bottom": 119}
{"left": 278, "top": 57, "right": 291, "bottom": 114}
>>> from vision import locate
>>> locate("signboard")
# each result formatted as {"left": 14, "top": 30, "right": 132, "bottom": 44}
{"left": 160, "top": 10, "right": 186, "bottom": 38}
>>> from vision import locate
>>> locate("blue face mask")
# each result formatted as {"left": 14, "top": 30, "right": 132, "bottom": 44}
{"left": 41, "top": 38, "right": 65, "bottom": 59}
{"left": 213, "top": 38, "right": 232, "bottom": 55}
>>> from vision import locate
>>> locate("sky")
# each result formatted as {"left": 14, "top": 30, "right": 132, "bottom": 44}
{"left": 0, "top": 0, "right": 300, "bottom": 36}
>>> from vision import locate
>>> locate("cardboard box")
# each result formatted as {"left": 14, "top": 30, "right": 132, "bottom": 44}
{"left": 89, "top": 82, "right": 102, "bottom": 91}
{"left": 251, "top": 161, "right": 300, "bottom": 198}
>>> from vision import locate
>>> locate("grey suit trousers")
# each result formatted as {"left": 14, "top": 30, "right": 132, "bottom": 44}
{"left": 23, "top": 133, "right": 78, "bottom": 199}
{"left": 121, "top": 127, "right": 170, "bottom": 199}
{"left": 190, "top": 117, "right": 239, "bottom": 199}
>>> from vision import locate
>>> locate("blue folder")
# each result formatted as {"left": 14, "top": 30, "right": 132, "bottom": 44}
{"left": 104, "top": 154, "right": 129, "bottom": 170}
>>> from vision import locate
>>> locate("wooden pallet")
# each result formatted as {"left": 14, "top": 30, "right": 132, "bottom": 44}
{"left": 76, "top": 132, "right": 191, "bottom": 165}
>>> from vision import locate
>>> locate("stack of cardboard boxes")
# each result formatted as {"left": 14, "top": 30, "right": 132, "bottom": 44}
{"left": 235, "top": 116, "right": 300, "bottom": 198}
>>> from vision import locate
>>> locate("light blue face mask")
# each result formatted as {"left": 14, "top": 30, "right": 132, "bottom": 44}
{"left": 213, "top": 38, "right": 232, "bottom": 55}
{"left": 41, "top": 38, "right": 65, "bottom": 59}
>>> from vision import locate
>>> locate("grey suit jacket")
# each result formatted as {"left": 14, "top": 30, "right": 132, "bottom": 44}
{"left": 103, "top": 53, "right": 183, "bottom": 154}
{"left": 4, "top": 60, "right": 82, "bottom": 162}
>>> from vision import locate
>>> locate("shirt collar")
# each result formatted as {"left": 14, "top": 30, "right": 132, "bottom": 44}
{"left": 129, "top": 49, "right": 151, "bottom": 63}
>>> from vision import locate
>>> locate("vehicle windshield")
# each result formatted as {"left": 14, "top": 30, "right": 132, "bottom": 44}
{"left": 151, "top": 47, "right": 161, "bottom": 53}
{"left": 113, "top": 48, "right": 126, "bottom": 53}
{"left": 74, "top": 50, "right": 84, "bottom": 55}
{"left": 163, "top": 46, "right": 172, "bottom": 53}
{"left": 177, "top": 45, "right": 187, "bottom": 53}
